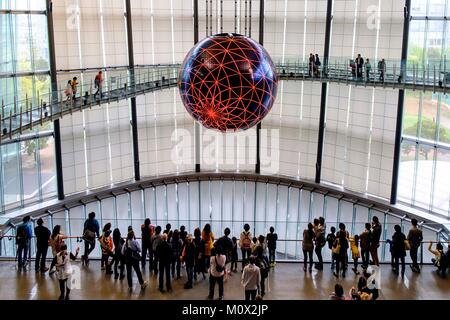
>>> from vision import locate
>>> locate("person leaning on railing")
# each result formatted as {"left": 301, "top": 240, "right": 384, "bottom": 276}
{"left": 81, "top": 212, "right": 100, "bottom": 266}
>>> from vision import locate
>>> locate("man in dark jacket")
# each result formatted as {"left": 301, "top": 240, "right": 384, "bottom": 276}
{"left": 214, "top": 228, "right": 233, "bottom": 268}
{"left": 392, "top": 225, "right": 407, "bottom": 277}
{"left": 359, "top": 223, "right": 372, "bottom": 270}
{"left": 156, "top": 234, "right": 173, "bottom": 293}
{"left": 356, "top": 54, "right": 364, "bottom": 78}
{"left": 82, "top": 212, "right": 100, "bottom": 266}
{"left": 34, "top": 218, "right": 51, "bottom": 273}
{"left": 370, "top": 216, "right": 382, "bottom": 266}
{"left": 141, "top": 218, "right": 155, "bottom": 272}
{"left": 16, "top": 216, "right": 33, "bottom": 270}
{"left": 407, "top": 218, "right": 423, "bottom": 273}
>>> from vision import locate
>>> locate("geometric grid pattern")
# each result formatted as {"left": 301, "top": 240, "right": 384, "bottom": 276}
{"left": 178, "top": 33, "right": 278, "bottom": 132}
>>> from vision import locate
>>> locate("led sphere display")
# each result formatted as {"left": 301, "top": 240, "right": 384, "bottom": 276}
{"left": 178, "top": 33, "right": 278, "bottom": 132}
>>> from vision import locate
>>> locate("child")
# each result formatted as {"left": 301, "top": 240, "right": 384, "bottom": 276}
{"left": 99, "top": 229, "right": 114, "bottom": 275}
{"left": 326, "top": 226, "right": 336, "bottom": 270}
{"left": 56, "top": 244, "right": 79, "bottom": 300}
{"left": 64, "top": 80, "right": 72, "bottom": 104}
{"left": 231, "top": 237, "right": 238, "bottom": 272}
{"left": 71, "top": 77, "right": 78, "bottom": 101}
{"left": 266, "top": 227, "right": 278, "bottom": 267}
{"left": 349, "top": 234, "right": 361, "bottom": 274}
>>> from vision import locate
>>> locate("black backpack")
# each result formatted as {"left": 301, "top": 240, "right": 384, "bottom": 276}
{"left": 16, "top": 224, "right": 27, "bottom": 245}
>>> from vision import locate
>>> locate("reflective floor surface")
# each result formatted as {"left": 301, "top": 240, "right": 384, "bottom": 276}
{"left": 0, "top": 261, "right": 448, "bottom": 300}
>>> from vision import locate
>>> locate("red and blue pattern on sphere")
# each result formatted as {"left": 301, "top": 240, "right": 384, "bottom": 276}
{"left": 178, "top": 33, "right": 278, "bottom": 132}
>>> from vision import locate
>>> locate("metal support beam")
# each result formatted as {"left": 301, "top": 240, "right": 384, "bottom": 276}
{"left": 194, "top": 0, "right": 201, "bottom": 173}
{"left": 125, "top": 0, "right": 140, "bottom": 181}
{"left": 315, "top": 0, "right": 333, "bottom": 183}
{"left": 46, "top": 0, "right": 64, "bottom": 200}
{"left": 255, "top": 0, "right": 264, "bottom": 174}
{"left": 391, "top": 0, "right": 412, "bottom": 204}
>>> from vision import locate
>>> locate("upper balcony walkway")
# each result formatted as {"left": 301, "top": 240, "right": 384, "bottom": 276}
{"left": 0, "top": 60, "right": 449, "bottom": 143}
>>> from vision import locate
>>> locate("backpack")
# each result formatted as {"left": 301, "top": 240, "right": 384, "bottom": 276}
{"left": 332, "top": 239, "right": 341, "bottom": 255}
{"left": 215, "top": 256, "right": 225, "bottom": 273}
{"left": 16, "top": 224, "right": 27, "bottom": 245}
{"left": 241, "top": 232, "right": 252, "bottom": 249}
{"left": 125, "top": 241, "right": 141, "bottom": 262}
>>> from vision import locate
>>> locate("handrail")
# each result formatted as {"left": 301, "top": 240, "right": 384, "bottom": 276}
{"left": 1, "top": 59, "right": 449, "bottom": 143}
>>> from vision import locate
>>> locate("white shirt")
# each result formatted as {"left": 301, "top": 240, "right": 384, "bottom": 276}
{"left": 56, "top": 251, "right": 73, "bottom": 280}
{"left": 210, "top": 254, "right": 226, "bottom": 277}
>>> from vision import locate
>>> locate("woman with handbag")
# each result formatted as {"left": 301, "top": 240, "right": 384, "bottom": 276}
{"left": 391, "top": 225, "right": 407, "bottom": 277}
{"left": 207, "top": 247, "right": 226, "bottom": 300}
{"left": 82, "top": 212, "right": 100, "bottom": 266}
{"left": 122, "top": 231, "right": 148, "bottom": 291}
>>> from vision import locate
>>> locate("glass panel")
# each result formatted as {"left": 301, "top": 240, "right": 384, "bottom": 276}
{"left": 439, "top": 94, "right": 450, "bottom": 144}
{"left": 428, "top": 0, "right": 446, "bottom": 16}
{"left": 21, "top": 138, "right": 39, "bottom": 204}
{"left": 398, "top": 142, "right": 417, "bottom": 203}
{"left": 426, "top": 21, "right": 444, "bottom": 65}
{"left": 408, "top": 20, "right": 426, "bottom": 65}
{"left": 432, "top": 148, "right": 450, "bottom": 216}
{"left": 414, "top": 145, "right": 435, "bottom": 209}
{"left": 403, "top": 91, "right": 421, "bottom": 137}
{"left": 411, "top": 0, "right": 427, "bottom": 16}
{"left": 1, "top": 143, "right": 22, "bottom": 210}
{"left": 39, "top": 136, "right": 57, "bottom": 199}
{"left": 419, "top": 92, "right": 438, "bottom": 141}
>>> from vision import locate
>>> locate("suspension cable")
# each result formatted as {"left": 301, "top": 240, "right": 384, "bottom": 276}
{"left": 244, "top": 0, "right": 248, "bottom": 36}
{"left": 249, "top": 0, "right": 252, "bottom": 38}
{"left": 220, "top": 0, "right": 223, "bottom": 33}
{"left": 210, "top": 0, "right": 213, "bottom": 36}
{"left": 206, "top": 0, "right": 209, "bottom": 36}
{"left": 234, "top": 0, "right": 237, "bottom": 33}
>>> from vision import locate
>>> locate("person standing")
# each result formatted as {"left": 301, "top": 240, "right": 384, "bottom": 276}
{"left": 359, "top": 223, "right": 372, "bottom": 270}
{"left": 64, "top": 80, "right": 73, "bottom": 104}
{"left": 82, "top": 212, "right": 100, "bottom": 266}
{"left": 170, "top": 229, "right": 183, "bottom": 280}
{"left": 391, "top": 225, "right": 407, "bottom": 277}
{"left": 194, "top": 227, "right": 207, "bottom": 280}
{"left": 266, "top": 227, "right": 278, "bottom": 267}
{"left": 313, "top": 218, "right": 325, "bottom": 270}
{"left": 240, "top": 224, "right": 253, "bottom": 271}
{"left": 214, "top": 227, "right": 233, "bottom": 272}
{"left": 334, "top": 223, "right": 349, "bottom": 278}
{"left": 356, "top": 54, "right": 364, "bottom": 79}
{"left": 254, "top": 246, "right": 270, "bottom": 297}
{"left": 208, "top": 248, "right": 226, "bottom": 300}
{"left": 308, "top": 53, "right": 315, "bottom": 77}
{"left": 112, "top": 228, "right": 125, "bottom": 280}
{"left": 408, "top": 218, "right": 423, "bottom": 273}
{"left": 16, "top": 216, "right": 33, "bottom": 270}
{"left": 122, "top": 231, "right": 148, "bottom": 292}
{"left": 34, "top": 218, "right": 51, "bottom": 273}
{"left": 202, "top": 224, "right": 215, "bottom": 271}
{"left": 302, "top": 223, "right": 315, "bottom": 272}
{"left": 94, "top": 71, "right": 103, "bottom": 99}
{"left": 182, "top": 234, "right": 196, "bottom": 289}
{"left": 99, "top": 229, "right": 114, "bottom": 275}
{"left": 365, "top": 59, "right": 372, "bottom": 81}
{"left": 164, "top": 223, "right": 173, "bottom": 242}
{"left": 241, "top": 256, "right": 260, "bottom": 301}
{"left": 378, "top": 59, "right": 386, "bottom": 82}
{"left": 141, "top": 218, "right": 155, "bottom": 272}
{"left": 349, "top": 234, "right": 361, "bottom": 275}
{"left": 151, "top": 226, "right": 163, "bottom": 275}
{"left": 49, "top": 225, "right": 69, "bottom": 275}
{"left": 370, "top": 216, "right": 382, "bottom": 267}
{"left": 156, "top": 233, "right": 173, "bottom": 293}
{"left": 70, "top": 77, "right": 79, "bottom": 101}
{"left": 231, "top": 237, "right": 239, "bottom": 272}
{"left": 326, "top": 226, "right": 336, "bottom": 270}
{"left": 314, "top": 54, "right": 321, "bottom": 77}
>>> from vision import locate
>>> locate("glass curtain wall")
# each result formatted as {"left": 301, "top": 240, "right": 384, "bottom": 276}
{"left": 0, "top": 0, "right": 57, "bottom": 213}
{"left": 399, "top": 0, "right": 450, "bottom": 218}
{"left": 1, "top": 180, "right": 445, "bottom": 263}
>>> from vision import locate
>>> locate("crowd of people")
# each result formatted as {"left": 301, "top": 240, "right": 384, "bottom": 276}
{"left": 349, "top": 54, "right": 386, "bottom": 82}
{"left": 12, "top": 213, "right": 450, "bottom": 300}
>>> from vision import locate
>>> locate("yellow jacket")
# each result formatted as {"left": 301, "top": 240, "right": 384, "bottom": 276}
{"left": 349, "top": 237, "right": 360, "bottom": 259}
